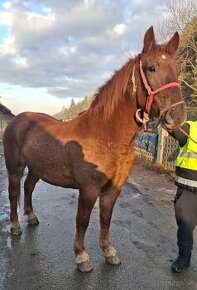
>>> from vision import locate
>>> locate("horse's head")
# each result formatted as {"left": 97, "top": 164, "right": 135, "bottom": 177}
{"left": 136, "top": 26, "right": 187, "bottom": 131}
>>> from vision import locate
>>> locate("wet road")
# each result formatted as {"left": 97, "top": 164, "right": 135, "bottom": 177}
{"left": 0, "top": 156, "right": 197, "bottom": 290}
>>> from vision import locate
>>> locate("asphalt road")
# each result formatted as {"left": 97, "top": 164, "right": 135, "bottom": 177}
{"left": 0, "top": 156, "right": 197, "bottom": 290}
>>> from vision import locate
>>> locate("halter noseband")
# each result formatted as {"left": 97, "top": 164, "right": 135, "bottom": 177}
{"left": 135, "top": 58, "right": 184, "bottom": 130}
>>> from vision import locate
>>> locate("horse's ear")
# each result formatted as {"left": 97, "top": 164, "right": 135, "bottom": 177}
{"left": 166, "top": 32, "right": 180, "bottom": 56}
{"left": 142, "top": 26, "right": 156, "bottom": 53}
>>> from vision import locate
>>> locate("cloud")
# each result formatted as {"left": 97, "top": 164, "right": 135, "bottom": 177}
{"left": 0, "top": 0, "right": 167, "bottom": 101}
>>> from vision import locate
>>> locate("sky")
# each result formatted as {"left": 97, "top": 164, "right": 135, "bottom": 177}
{"left": 0, "top": 0, "right": 172, "bottom": 115}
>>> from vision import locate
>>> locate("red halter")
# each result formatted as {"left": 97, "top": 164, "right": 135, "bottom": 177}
{"left": 139, "top": 59, "right": 181, "bottom": 113}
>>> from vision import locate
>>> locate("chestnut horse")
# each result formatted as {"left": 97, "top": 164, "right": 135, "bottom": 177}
{"left": 3, "top": 27, "right": 186, "bottom": 272}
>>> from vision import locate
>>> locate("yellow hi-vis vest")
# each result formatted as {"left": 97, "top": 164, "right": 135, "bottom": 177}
{"left": 175, "top": 121, "right": 197, "bottom": 192}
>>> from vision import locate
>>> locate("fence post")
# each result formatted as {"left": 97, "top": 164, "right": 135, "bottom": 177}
{"left": 156, "top": 126, "right": 168, "bottom": 164}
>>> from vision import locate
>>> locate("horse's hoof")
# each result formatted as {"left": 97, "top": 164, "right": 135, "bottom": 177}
{"left": 28, "top": 217, "right": 39, "bottom": 226}
{"left": 11, "top": 227, "right": 22, "bottom": 236}
{"left": 106, "top": 254, "right": 121, "bottom": 265}
{"left": 77, "top": 260, "right": 94, "bottom": 272}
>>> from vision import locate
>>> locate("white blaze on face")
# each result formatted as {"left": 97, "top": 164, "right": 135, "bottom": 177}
{"left": 162, "top": 54, "right": 167, "bottom": 60}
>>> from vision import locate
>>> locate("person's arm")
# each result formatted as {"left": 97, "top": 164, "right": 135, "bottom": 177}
{"left": 169, "top": 123, "right": 190, "bottom": 147}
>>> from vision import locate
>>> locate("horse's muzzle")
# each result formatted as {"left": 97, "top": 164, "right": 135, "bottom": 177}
{"left": 160, "top": 102, "right": 187, "bottom": 131}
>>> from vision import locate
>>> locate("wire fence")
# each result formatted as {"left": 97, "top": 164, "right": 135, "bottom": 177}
{"left": 135, "top": 126, "right": 178, "bottom": 171}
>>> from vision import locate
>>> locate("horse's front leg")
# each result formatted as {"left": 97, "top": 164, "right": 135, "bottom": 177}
{"left": 99, "top": 188, "right": 121, "bottom": 265}
{"left": 74, "top": 188, "right": 98, "bottom": 272}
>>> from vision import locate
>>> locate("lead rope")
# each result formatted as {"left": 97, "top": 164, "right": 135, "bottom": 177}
{"left": 178, "top": 127, "right": 197, "bottom": 145}
{"left": 135, "top": 101, "right": 185, "bottom": 132}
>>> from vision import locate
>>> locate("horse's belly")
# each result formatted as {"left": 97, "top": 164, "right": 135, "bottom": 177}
{"left": 37, "top": 168, "right": 77, "bottom": 188}
{"left": 41, "top": 173, "right": 77, "bottom": 188}
{"left": 25, "top": 156, "right": 76, "bottom": 188}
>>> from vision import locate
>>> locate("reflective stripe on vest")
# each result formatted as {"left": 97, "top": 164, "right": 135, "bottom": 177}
{"left": 178, "top": 152, "right": 197, "bottom": 159}
{"left": 175, "top": 176, "right": 197, "bottom": 188}
{"left": 176, "top": 155, "right": 197, "bottom": 170}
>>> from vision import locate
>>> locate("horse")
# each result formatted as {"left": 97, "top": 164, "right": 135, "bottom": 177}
{"left": 3, "top": 27, "right": 187, "bottom": 272}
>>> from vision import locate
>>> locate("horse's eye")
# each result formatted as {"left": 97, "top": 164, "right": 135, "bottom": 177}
{"left": 147, "top": 65, "right": 155, "bottom": 72}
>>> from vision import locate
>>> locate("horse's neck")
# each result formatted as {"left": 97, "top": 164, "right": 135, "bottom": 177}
{"left": 107, "top": 97, "right": 139, "bottom": 145}
{"left": 87, "top": 92, "right": 139, "bottom": 147}
{"left": 85, "top": 57, "right": 140, "bottom": 146}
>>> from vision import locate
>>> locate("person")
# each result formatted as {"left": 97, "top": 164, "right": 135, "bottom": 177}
{"left": 170, "top": 120, "right": 197, "bottom": 273}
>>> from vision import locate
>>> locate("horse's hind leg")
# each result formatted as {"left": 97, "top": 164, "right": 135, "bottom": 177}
{"left": 99, "top": 187, "right": 121, "bottom": 265}
{"left": 74, "top": 186, "right": 99, "bottom": 272}
{"left": 3, "top": 131, "right": 25, "bottom": 235}
{"left": 8, "top": 169, "right": 24, "bottom": 236}
{"left": 24, "top": 169, "right": 39, "bottom": 226}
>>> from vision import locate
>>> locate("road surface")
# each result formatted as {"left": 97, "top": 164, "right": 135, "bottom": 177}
{"left": 0, "top": 156, "right": 197, "bottom": 290}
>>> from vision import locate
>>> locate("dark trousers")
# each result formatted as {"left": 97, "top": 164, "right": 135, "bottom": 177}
{"left": 174, "top": 187, "right": 197, "bottom": 253}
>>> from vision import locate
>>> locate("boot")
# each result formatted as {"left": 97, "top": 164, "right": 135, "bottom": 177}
{"left": 171, "top": 250, "right": 191, "bottom": 273}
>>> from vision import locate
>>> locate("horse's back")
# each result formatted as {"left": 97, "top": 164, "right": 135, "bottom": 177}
{"left": 4, "top": 111, "right": 58, "bottom": 139}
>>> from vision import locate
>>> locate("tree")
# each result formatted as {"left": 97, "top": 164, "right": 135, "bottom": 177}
{"left": 62, "top": 95, "right": 95, "bottom": 120}
{"left": 159, "top": 0, "right": 197, "bottom": 107}
{"left": 159, "top": 0, "right": 197, "bottom": 40}
{"left": 178, "top": 17, "right": 197, "bottom": 106}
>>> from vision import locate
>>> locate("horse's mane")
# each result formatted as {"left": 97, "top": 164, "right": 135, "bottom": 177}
{"left": 86, "top": 57, "right": 136, "bottom": 121}
{"left": 86, "top": 44, "right": 169, "bottom": 122}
